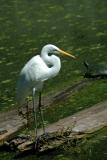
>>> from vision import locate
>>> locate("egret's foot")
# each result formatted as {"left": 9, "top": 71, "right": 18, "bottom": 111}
{"left": 42, "top": 132, "right": 50, "bottom": 141}
{"left": 18, "top": 110, "right": 24, "bottom": 116}
{"left": 34, "top": 136, "right": 40, "bottom": 150}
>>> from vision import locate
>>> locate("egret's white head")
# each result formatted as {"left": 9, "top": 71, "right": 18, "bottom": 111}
{"left": 41, "top": 44, "right": 76, "bottom": 59}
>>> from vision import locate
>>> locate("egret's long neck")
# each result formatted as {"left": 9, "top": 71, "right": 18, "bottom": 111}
{"left": 41, "top": 50, "right": 61, "bottom": 78}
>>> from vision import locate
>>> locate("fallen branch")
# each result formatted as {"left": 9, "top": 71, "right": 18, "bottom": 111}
{"left": 5, "top": 100, "right": 107, "bottom": 154}
{"left": 6, "top": 127, "right": 80, "bottom": 153}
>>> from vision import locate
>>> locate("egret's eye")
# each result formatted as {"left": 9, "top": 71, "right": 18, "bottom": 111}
{"left": 49, "top": 49, "right": 58, "bottom": 55}
{"left": 49, "top": 52, "right": 53, "bottom": 56}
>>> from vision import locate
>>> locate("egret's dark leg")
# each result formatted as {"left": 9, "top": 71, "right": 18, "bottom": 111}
{"left": 32, "top": 88, "right": 38, "bottom": 148}
{"left": 38, "top": 92, "right": 45, "bottom": 134}
{"left": 26, "top": 99, "right": 29, "bottom": 127}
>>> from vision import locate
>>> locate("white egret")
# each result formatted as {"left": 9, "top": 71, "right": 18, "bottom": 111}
{"left": 16, "top": 44, "right": 76, "bottom": 146}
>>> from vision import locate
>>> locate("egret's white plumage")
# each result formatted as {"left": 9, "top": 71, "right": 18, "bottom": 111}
{"left": 17, "top": 45, "right": 62, "bottom": 106}
{"left": 16, "top": 44, "right": 76, "bottom": 147}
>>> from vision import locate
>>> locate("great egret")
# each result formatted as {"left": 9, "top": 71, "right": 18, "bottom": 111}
{"left": 16, "top": 44, "right": 76, "bottom": 145}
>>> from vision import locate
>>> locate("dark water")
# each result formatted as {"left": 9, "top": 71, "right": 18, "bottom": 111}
{"left": 0, "top": 0, "right": 107, "bottom": 159}
{"left": 0, "top": 0, "right": 107, "bottom": 111}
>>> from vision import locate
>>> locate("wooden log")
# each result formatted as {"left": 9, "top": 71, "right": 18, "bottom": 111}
{"left": 0, "top": 111, "right": 27, "bottom": 146}
{"left": 7, "top": 128, "right": 74, "bottom": 153}
{"left": 6, "top": 100, "right": 107, "bottom": 153}
{"left": 0, "top": 128, "right": 7, "bottom": 135}
{"left": 8, "top": 134, "right": 32, "bottom": 150}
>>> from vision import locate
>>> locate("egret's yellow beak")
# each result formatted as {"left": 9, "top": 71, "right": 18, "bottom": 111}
{"left": 59, "top": 49, "right": 76, "bottom": 59}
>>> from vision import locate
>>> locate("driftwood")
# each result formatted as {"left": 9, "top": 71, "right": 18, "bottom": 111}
{"left": 0, "top": 112, "right": 27, "bottom": 146}
{"left": 5, "top": 127, "right": 84, "bottom": 153}
{"left": 5, "top": 100, "right": 107, "bottom": 154}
